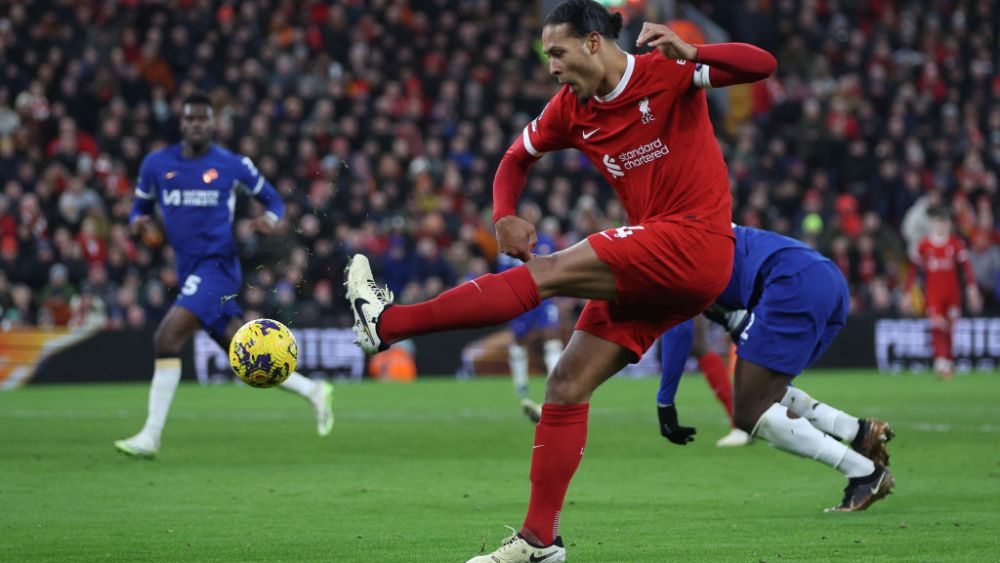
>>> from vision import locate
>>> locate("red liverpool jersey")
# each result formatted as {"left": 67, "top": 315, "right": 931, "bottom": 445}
{"left": 916, "top": 234, "right": 976, "bottom": 300}
{"left": 522, "top": 51, "right": 732, "bottom": 236}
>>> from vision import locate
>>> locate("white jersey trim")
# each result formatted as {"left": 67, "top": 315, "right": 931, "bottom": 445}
{"left": 594, "top": 53, "right": 635, "bottom": 103}
{"left": 522, "top": 126, "right": 542, "bottom": 157}
{"left": 250, "top": 176, "right": 264, "bottom": 195}
{"left": 693, "top": 63, "right": 713, "bottom": 89}
{"left": 134, "top": 189, "right": 155, "bottom": 200}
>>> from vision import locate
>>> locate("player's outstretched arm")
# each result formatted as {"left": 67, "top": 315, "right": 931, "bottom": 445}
{"left": 239, "top": 155, "right": 285, "bottom": 235}
{"left": 493, "top": 136, "right": 540, "bottom": 261}
{"left": 657, "top": 322, "right": 697, "bottom": 445}
{"left": 693, "top": 43, "right": 777, "bottom": 87}
{"left": 250, "top": 181, "right": 285, "bottom": 235}
{"left": 635, "top": 22, "right": 776, "bottom": 88}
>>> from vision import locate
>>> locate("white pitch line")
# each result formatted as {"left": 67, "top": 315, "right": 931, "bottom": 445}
{"left": 0, "top": 409, "right": 998, "bottom": 432}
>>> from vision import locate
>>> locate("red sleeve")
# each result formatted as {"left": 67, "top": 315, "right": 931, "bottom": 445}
{"left": 492, "top": 135, "right": 538, "bottom": 223}
{"left": 521, "top": 90, "right": 574, "bottom": 157}
{"left": 692, "top": 43, "right": 777, "bottom": 88}
{"left": 954, "top": 238, "right": 978, "bottom": 286}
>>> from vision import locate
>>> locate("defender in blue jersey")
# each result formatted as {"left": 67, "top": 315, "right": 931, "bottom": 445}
{"left": 658, "top": 226, "right": 895, "bottom": 512}
{"left": 114, "top": 91, "right": 333, "bottom": 459}
{"left": 498, "top": 214, "right": 563, "bottom": 423}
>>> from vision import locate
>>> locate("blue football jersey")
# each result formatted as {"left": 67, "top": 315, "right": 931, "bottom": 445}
{"left": 130, "top": 144, "right": 284, "bottom": 279}
{"left": 716, "top": 225, "right": 828, "bottom": 310}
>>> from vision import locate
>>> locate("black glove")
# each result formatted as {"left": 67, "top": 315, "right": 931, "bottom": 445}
{"left": 658, "top": 404, "right": 696, "bottom": 445}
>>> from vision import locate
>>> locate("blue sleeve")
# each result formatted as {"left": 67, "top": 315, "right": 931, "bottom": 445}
{"left": 129, "top": 155, "right": 157, "bottom": 221}
{"left": 657, "top": 319, "right": 694, "bottom": 405}
{"left": 237, "top": 155, "right": 284, "bottom": 221}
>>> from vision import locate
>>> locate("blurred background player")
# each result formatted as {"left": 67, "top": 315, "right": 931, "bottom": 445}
{"left": 500, "top": 203, "right": 563, "bottom": 423}
{"left": 657, "top": 315, "right": 750, "bottom": 447}
{"left": 910, "top": 207, "right": 982, "bottom": 379}
{"left": 114, "top": 91, "right": 333, "bottom": 458}
{"left": 665, "top": 225, "right": 895, "bottom": 512}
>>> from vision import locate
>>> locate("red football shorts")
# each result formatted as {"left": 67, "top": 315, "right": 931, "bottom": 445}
{"left": 579, "top": 220, "right": 734, "bottom": 361}
{"left": 925, "top": 291, "right": 960, "bottom": 324}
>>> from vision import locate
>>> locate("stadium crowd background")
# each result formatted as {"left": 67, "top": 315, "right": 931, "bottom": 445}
{"left": 0, "top": 0, "right": 998, "bottom": 335}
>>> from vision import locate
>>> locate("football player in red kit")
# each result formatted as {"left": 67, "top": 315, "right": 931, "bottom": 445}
{"left": 913, "top": 207, "right": 982, "bottom": 379}
{"left": 344, "top": 1, "right": 776, "bottom": 560}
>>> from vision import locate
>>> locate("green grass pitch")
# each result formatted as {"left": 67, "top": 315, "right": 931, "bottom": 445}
{"left": 1, "top": 371, "right": 998, "bottom": 561}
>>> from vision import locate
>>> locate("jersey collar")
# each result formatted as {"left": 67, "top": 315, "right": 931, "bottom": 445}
{"left": 593, "top": 53, "right": 635, "bottom": 104}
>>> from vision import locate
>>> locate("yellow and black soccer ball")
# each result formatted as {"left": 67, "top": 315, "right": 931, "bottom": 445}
{"left": 228, "top": 319, "right": 298, "bottom": 388}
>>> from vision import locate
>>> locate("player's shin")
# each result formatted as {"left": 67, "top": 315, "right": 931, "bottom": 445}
{"left": 753, "top": 404, "right": 874, "bottom": 478}
{"left": 509, "top": 344, "right": 530, "bottom": 397}
{"left": 780, "top": 386, "right": 860, "bottom": 442}
{"left": 521, "top": 403, "right": 589, "bottom": 547}
{"left": 380, "top": 266, "right": 540, "bottom": 344}
{"left": 140, "top": 357, "right": 182, "bottom": 443}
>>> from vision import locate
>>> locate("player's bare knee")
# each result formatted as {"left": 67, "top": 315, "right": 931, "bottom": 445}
{"left": 153, "top": 327, "right": 185, "bottom": 357}
{"left": 544, "top": 369, "right": 586, "bottom": 404}
{"left": 525, "top": 254, "right": 560, "bottom": 291}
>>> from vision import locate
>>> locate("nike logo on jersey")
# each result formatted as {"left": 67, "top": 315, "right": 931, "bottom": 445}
{"left": 582, "top": 128, "right": 600, "bottom": 139}
{"left": 165, "top": 171, "right": 177, "bottom": 179}
{"left": 529, "top": 553, "right": 556, "bottom": 562}
{"left": 353, "top": 298, "right": 376, "bottom": 343}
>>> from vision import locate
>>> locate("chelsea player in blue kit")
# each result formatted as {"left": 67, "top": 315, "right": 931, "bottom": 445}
{"left": 115, "top": 92, "right": 333, "bottom": 458}
{"left": 657, "top": 226, "right": 895, "bottom": 512}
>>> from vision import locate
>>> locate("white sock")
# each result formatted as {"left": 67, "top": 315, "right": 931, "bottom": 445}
{"left": 508, "top": 343, "right": 529, "bottom": 397}
{"left": 780, "top": 386, "right": 860, "bottom": 442}
{"left": 139, "top": 357, "right": 182, "bottom": 444}
{"left": 279, "top": 371, "right": 318, "bottom": 402}
{"left": 753, "top": 403, "right": 875, "bottom": 478}
{"left": 543, "top": 338, "right": 562, "bottom": 376}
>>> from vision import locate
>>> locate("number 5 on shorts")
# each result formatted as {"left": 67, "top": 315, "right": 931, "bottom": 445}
{"left": 182, "top": 275, "right": 202, "bottom": 296}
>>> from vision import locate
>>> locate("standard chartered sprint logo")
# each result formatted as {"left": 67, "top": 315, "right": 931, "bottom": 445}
{"left": 602, "top": 138, "right": 670, "bottom": 179}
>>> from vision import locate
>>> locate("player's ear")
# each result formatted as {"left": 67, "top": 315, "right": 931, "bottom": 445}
{"left": 585, "top": 31, "right": 601, "bottom": 54}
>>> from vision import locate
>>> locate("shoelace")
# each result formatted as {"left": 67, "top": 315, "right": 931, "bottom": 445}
{"left": 365, "top": 279, "right": 394, "bottom": 304}
{"left": 494, "top": 525, "right": 521, "bottom": 553}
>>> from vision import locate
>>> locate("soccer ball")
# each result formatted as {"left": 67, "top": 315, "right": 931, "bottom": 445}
{"left": 229, "top": 319, "right": 298, "bottom": 388}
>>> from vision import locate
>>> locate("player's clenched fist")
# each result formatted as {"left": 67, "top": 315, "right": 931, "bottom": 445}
{"left": 635, "top": 22, "right": 698, "bottom": 61}
{"left": 495, "top": 215, "right": 537, "bottom": 262}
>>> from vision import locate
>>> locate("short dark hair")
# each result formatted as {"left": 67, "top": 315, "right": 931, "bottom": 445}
{"left": 544, "top": 0, "right": 624, "bottom": 39}
{"left": 182, "top": 90, "right": 212, "bottom": 108}
{"left": 928, "top": 206, "right": 950, "bottom": 220}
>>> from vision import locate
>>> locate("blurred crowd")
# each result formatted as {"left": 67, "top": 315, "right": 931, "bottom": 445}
{"left": 0, "top": 0, "right": 998, "bottom": 333}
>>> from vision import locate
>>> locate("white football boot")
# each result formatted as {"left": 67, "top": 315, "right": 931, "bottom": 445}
{"left": 521, "top": 398, "right": 542, "bottom": 424}
{"left": 114, "top": 433, "right": 158, "bottom": 459}
{"left": 715, "top": 427, "right": 752, "bottom": 447}
{"left": 343, "top": 254, "right": 394, "bottom": 355}
{"left": 313, "top": 381, "right": 335, "bottom": 437}
{"left": 467, "top": 528, "right": 566, "bottom": 563}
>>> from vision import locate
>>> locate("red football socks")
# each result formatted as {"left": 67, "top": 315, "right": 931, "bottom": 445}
{"left": 699, "top": 352, "right": 734, "bottom": 422}
{"left": 520, "top": 403, "right": 589, "bottom": 547}
{"left": 378, "top": 265, "right": 540, "bottom": 345}
{"left": 931, "top": 325, "right": 952, "bottom": 361}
